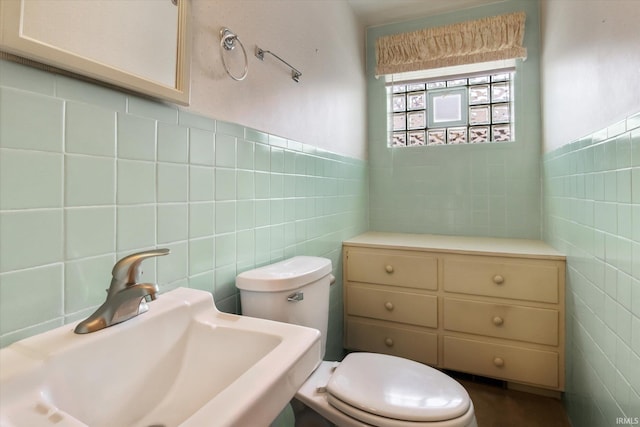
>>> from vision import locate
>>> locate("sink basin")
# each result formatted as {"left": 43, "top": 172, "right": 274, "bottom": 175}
{"left": 0, "top": 287, "right": 322, "bottom": 427}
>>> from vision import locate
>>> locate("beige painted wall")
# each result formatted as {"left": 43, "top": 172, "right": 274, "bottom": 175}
{"left": 186, "top": 0, "right": 368, "bottom": 160}
{"left": 540, "top": 0, "right": 640, "bottom": 152}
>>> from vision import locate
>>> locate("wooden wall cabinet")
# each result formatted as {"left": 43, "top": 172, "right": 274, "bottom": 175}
{"left": 0, "top": 0, "right": 191, "bottom": 105}
{"left": 343, "top": 232, "right": 566, "bottom": 392}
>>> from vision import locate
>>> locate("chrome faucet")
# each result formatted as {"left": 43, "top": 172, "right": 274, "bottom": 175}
{"left": 74, "top": 248, "right": 170, "bottom": 334}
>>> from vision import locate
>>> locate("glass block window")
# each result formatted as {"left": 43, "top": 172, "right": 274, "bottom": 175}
{"left": 388, "top": 71, "right": 514, "bottom": 147}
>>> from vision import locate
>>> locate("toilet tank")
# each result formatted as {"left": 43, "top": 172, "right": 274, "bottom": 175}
{"left": 236, "top": 256, "right": 332, "bottom": 357}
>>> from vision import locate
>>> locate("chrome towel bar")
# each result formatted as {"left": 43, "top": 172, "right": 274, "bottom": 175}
{"left": 255, "top": 46, "right": 302, "bottom": 83}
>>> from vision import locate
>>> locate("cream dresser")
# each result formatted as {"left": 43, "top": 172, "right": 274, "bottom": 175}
{"left": 343, "top": 232, "right": 566, "bottom": 393}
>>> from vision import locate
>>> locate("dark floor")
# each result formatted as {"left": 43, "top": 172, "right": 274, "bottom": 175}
{"left": 452, "top": 373, "right": 571, "bottom": 427}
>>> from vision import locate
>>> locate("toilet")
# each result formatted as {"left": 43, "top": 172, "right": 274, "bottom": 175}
{"left": 236, "top": 256, "right": 477, "bottom": 427}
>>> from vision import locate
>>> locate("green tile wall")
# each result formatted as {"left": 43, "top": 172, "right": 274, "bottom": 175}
{"left": 366, "top": 0, "right": 542, "bottom": 239}
{"left": 0, "top": 59, "right": 369, "bottom": 360}
{"left": 543, "top": 112, "right": 640, "bottom": 426}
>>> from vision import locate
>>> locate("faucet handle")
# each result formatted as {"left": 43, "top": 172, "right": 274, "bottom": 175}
{"left": 109, "top": 248, "right": 170, "bottom": 294}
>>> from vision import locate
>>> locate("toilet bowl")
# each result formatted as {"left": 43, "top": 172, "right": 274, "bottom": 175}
{"left": 295, "top": 354, "right": 477, "bottom": 427}
{"left": 236, "top": 256, "right": 477, "bottom": 427}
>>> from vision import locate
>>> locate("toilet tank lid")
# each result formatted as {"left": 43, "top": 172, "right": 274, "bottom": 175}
{"left": 236, "top": 256, "right": 332, "bottom": 292}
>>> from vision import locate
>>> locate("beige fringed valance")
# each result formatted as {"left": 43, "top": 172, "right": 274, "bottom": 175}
{"left": 376, "top": 12, "right": 527, "bottom": 76}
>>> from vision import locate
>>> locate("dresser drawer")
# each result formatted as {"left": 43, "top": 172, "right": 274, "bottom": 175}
{"left": 347, "top": 285, "right": 437, "bottom": 328}
{"left": 443, "top": 298, "right": 558, "bottom": 345}
{"left": 443, "top": 256, "right": 559, "bottom": 303}
{"left": 346, "top": 319, "right": 438, "bottom": 365}
{"left": 346, "top": 249, "right": 437, "bottom": 290}
{"left": 443, "top": 336, "right": 559, "bottom": 389}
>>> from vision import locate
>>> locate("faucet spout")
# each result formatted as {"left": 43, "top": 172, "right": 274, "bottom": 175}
{"left": 74, "top": 249, "right": 169, "bottom": 334}
{"left": 108, "top": 248, "right": 169, "bottom": 297}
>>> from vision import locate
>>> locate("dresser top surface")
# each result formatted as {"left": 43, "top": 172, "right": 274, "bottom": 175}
{"left": 343, "top": 232, "right": 566, "bottom": 260}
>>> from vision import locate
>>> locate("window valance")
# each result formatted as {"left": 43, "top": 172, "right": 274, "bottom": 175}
{"left": 376, "top": 12, "right": 527, "bottom": 76}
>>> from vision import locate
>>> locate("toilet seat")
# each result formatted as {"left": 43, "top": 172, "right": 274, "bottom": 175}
{"left": 325, "top": 353, "right": 470, "bottom": 426}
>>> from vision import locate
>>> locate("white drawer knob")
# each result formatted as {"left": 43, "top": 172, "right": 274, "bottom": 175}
{"left": 492, "top": 316, "right": 504, "bottom": 326}
{"left": 493, "top": 274, "right": 505, "bottom": 284}
{"left": 384, "top": 337, "right": 394, "bottom": 347}
{"left": 493, "top": 357, "right": 505, "bottom": 367}
{"left": 385, "top": 265, "right": 394, "bottom": 274}
{"left": 384, "top": 301, "right": 394, "bottom": 311}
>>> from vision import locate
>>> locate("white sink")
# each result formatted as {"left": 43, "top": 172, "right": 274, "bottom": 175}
{"left": 0, "top": 287, "right": 322, "bottom": 427}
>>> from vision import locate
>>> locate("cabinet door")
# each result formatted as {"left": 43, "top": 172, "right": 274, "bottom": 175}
{"left": 443, "top": 336, "right": 559, "bottom": 389}
{"left": 346, "top": 319, "right": 438, "bottom": 365}
{"left": 443, "top": 256, "right": 559, "bottom": 303}
{"left": 347, "top": 285, "right": 437, "bottom": 328}
{"left": 346, "top": 249, "right": 437, "bottom": 290}
{"left": 444, "top": 298, "right": 558, "bottom": 345}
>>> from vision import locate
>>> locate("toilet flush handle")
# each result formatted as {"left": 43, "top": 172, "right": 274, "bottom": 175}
{"left": 287, "top": 274, "right": 334, "bottom": 302}
{"left": 287, "top": 291, "right": 304, "bottom": 302}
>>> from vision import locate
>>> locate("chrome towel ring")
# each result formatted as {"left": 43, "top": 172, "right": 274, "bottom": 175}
{"left": 220, "top": 28, "right": 248, "bottom": 81}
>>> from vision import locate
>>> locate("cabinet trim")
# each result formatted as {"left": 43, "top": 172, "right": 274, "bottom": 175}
{"left": 343, "top": 232, "right": 565, "bottom": 260}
